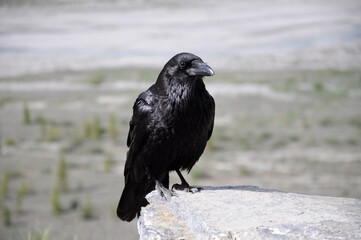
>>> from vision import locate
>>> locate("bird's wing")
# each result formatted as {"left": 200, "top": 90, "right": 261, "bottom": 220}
{"left": 207, "top": 95, "right": 215, "bottom": 141}
{"left": 124, "top": 90, "right": 155, "bottom": 182}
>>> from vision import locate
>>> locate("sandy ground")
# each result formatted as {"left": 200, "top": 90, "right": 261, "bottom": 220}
{"left": 0, "top": 68, "right": 360, "bottom": 239}
{"left": 0, "top": 0, "right": 361, "bottom": 239}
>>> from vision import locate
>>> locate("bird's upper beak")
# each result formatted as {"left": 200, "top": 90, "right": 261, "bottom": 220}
{"left": 187, "top": 60, "right": 214, "bottom": 77}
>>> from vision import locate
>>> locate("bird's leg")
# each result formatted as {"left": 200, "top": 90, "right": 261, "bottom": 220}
{"left": 172, "top": 169, "right": 202, "bottom": 193}
{"left": 155, "top": 180, "right": 177, "bottom": 201}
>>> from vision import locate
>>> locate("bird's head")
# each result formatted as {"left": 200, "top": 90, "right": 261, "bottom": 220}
{"left": 162, "top": 52, "right": 214, "bottom": 80}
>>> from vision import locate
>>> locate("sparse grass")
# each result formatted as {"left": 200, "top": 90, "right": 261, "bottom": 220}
{"left": 190, "top": 168, "right": 210, "bottom": 181}
{"left": 0, "top": 98, "right": 7, "bottom": 107}
{"left": 1, "top": 68, "right": 360, "bottom": 236}
{"left": 80, "top": 195, "right": 94, "bottom": 220}
{"left": 61, "top": 137, "right": 83, "bottom": 154}
{"left": 314, "top": 81, "right": 324, "bottom": 92}
{"left": 107, "top": 113, "right": 118, "bottom": 140}
{"left": 301, "top": 116, "right": 310, "bottom": 129}
{"left": 19, "top": 180, "right": 29, "bottom": 194}
{"left": 272, "top": 138, "right": 288, "bottom": 149}
{"left": 23, "top": 102, "right": 31, "bottom": 125}
{"left": 319, "top": 118, "right": 334, "bottom": 127}
{"left": 288, "top": 135, "right": 300, "bottom": 142}
{"left": 69, "top": 199, "right": 79, "bottom": 210}
{"left": 88, "top": 145, "right": 104, "bottom": 154}
{"left": 16, "top": 181, "right": 29, "bottom": 214}
{"left": 346, "top": 138, "right": 358, "bottom": 146}
{"left": 82, "top": 119, "right": 92, "bottom": 139}
{"left": 5, "top": 138, "right": 16, "bottom": 146}
{"left": 66, "top": 162, "right": 83, "bottom": 170}
{"left": 41, "top": 168, "right": 51, "bottom": 175}
{"left": 109, "top": 205, "right": 117, "bottom": 219}
{"left": 103, "top": 154, "right": 115, "bottom": 172}
{"left": 347, "top": 117, "right": 361, "bottom": 129}
{"left": 46, "top": 125, "right": 61, "bottom": 142}
{"left": 6, "top": 170, "right": 23, "bottom": 179}
{"left": 89, "top": 72, "right": 104, "bottom": 85}
{"left": 16, "top": 190, "right": 24, "bottom": 214}
{"left": 239, "top": 165, "right": 252, "bottom": 177}
{"left": 206, "top": 138, "right": 216, "bottom": 151}
{"left": 55, "top": 154, "right": 68, "bottom": 192}
{"left": 258, "top": 132, "right": 272, "bottom": 141}
{"left": 25, "top": 228, "right": 50, "bottom": 240}
{"left": 341, "top": 189, "right": 350, "bottom": 198}
{"left": 238, "top": 136, "right": 252, "bottom": 150}
{"left": 325, "top": 138, "right": 342, "bottom": 146}
{"left": 2, "top": 203, "right": 11, "bottom": 226}
{"left": 0, "top": 172, "right": 9, "bottom": 197}
{"left": 91, "top": 116, "right": 102, "bottom": 140}
{"left": 36, "top": 116, "right": 47, "bottom": 140}
{"left": 50, "top": 187, "right": 61, "bottom": 215}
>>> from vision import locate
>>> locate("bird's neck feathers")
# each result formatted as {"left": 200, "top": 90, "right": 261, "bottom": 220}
{"left": 168, "top": 77, "right": 207, "bottom": 114}
{"left": 155, "top": 69, "right": 205, "bottom": 97}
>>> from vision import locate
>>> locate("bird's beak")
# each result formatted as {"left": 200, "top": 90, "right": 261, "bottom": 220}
{"left": 187, "top": 60, "right": 215, "bottom": 77}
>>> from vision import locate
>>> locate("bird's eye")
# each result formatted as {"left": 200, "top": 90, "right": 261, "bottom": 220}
{"left": 179, "top": 61, "right": 186, "bottom": 69}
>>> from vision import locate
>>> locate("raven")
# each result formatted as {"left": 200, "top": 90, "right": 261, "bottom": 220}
{"left": 117, "top": 52, "right": 215, "bottom": 222}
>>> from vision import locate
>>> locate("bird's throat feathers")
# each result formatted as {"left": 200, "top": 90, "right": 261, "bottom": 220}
{"left": 153, "top": 68, "right": 209, "bottom": 119}
{"left": 169, "top": 76, "right": 206, "bottom": 106}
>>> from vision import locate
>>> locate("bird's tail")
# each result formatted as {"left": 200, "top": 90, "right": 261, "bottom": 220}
{"left": 116, "top": 177, "right": 155, "bottom": 222}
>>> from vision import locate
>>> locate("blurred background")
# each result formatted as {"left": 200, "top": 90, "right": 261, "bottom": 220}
{"left": 0, "top": 0, "right": 360, "bottom": 239}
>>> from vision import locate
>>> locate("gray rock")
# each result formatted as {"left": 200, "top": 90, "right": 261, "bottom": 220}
{"left": 138, "top": 186, "right": 361, "bottom": 240}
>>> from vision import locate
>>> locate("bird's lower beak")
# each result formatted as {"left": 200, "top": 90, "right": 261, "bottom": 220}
{"left": 188, "top": 60, "right": 215, "bottom": 77}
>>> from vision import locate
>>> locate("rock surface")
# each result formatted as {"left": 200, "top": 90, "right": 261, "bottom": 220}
{"left": 138, "top": 186, "right": 361, "bottom": 240}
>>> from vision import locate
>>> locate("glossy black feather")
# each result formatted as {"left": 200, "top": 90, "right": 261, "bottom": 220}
{"left": 117, "top": 53, "right": 215, "bottom": 221}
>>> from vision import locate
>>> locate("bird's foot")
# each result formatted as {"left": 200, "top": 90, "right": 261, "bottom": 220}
{"left": 155, "top": 180, "right": 177, "bottom": 201}
{"left": 172, "top": 183, "right": 203, "bottom": 193}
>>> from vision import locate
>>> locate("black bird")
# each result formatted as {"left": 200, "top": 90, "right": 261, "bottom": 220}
{"left": 117, "top": 52, "right": 215, "bottom": 222}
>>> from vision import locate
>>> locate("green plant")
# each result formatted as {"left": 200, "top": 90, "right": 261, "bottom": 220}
{"left": 82, "top": 119, "right": 92, "bottom": 139}
{"left": 109, "top": 205, "right": 117, "bottom": 219}
{"left": 16, "top": 190, "right": 23, "bottom": 214}
{"left": 5, "top": 138, "right": 16, "bottom": 146}
{"left": 347, "top": 117, "right": 361, "bottom": 129}
{"left": 88, "top": 145, "right": 103, "bottom": 154}
{"left": 46, "top": 126, "right": 61, "bottom": 142}
{"left": 37, "top": 116, "right": 47, "bottom": 140}
{"left": 239, "top": 165, "right": 252, "bottom": 177}
{"left": 2, "top": 204, "right": 11, "bottom": 226}
{"left": 288, "top": 135, "right": 300, "bottom": 142}
{"left": 259, "top": 132, "right": 272, "bottom": 142}
{"left": 25, "top": 228, "right": 50, "bottom": 240}
{"left": 89, "top": 72, "right": 104, "bottom": 85}
{"left": 190, "top": 168, "right": 210, "bottom": 181}
{"left": 6, "top": 170, "right": 22, "bottom": 179}
{"left": 81, "top": 195, "right": 94, "bottom": 220}
{"left": 91, "top": 116, "right": 102, "bottom": 139}
{"left": 50, "top": 187, "right": 61, "bottom": 215}
{"left": 272, "top": 138, "right": 288, "bottom": 149}
{"left": 16, "top": 181, "right": 28, "bottom": 214}
{"left": 346, "top": 138, "right": 358, "bottom": 146}
{"left": 320, "top": 118, "right": 333, "bottom": 127}
{"left": 23, "top": 102, "right": 31, "bottom": 125}
{"left": 103, "top": 154, "right": 115, "bottom": 172}
{"left": 107, "top": 113, "right": 118, "bottom": 140}
{"left": 0, "top": 172, "right": 9, "bottom": 197}
{"left": 55, "top": 154, "right": 68, "bottom": 192}
{"left": 206, "top": 138, "right": 215, "bottom": 151}
{"left": 314, "top": 81, "right": 324, "bottom": 92}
